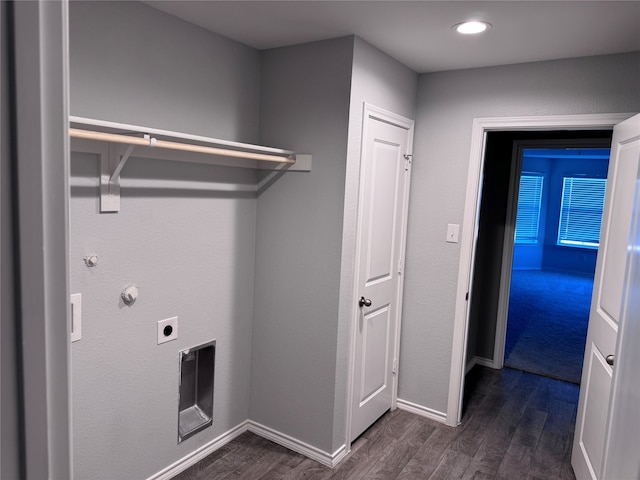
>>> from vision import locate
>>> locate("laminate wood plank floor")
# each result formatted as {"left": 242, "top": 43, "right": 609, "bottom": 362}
{"left": 172, "top": 367, "right": 578, "bottom": 480}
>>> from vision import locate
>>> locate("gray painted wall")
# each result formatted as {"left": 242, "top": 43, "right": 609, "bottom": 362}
{"left": 252, "top": 37, "right": 354, "bottom": 454}
{"left": 65, "top": 1, "right": 640, "bottom": 472}
{"left": 336, "top": 37, "right": 417, "bottom": 450}
{"left": 69, "top": 6, "right": 417, "bottom": 470}
{"left": 400, "top": 52, "right": 640, "bottom": 414}
{"left": 251, "top": 35, "right": 417, "bottom": 455}
{"left": 69, "top": 2, "right": 260, "bottom": 478}
{"left": 70, "top": 0, "right": 260, "bottom": 142}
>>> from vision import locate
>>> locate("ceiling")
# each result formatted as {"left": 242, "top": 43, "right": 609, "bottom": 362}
{"left": 145, "top": 1, "right": 640, "bottom": 73}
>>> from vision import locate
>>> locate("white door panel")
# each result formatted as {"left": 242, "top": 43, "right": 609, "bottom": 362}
{"left": 603, "top": 151, "right": 640, "bottom": 479}
{"left": 600, "top": 141, "right": 640, "bottom": 320}
{"left": 366, "top": 141, "right": 401, "bottom": 284}
{"left": 572, "top": 113, "right": 640, "bottom": 480}
{"left": 579, "top": 346, "right": 612, "bottom": 478}
{"left": 351, "top": 105, "right": 413, "bottom": 442}
{"left": 360, "top": 305, "right": 391, "bottom": 405}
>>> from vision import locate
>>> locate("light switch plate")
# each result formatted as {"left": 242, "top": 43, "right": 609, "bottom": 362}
{"left": 158, "top": 316, "right": 178, "bottom": 344}
{"left": 447, "top": 223, "right": 460, "bottom": 243}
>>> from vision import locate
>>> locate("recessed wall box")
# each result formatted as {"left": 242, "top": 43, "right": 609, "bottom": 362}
{"left": 158, "top": 316, "right": 178, "bottom": 344}
{"left": 178, "top": 341, "right": 215, "bottom": 443}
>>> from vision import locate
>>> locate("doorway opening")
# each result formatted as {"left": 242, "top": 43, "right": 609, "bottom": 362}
{"left": 463, "top": 130, "right": 612, "bottom": 414}
{"left": 504, "top": 145, "right": 610, "bottom": 384}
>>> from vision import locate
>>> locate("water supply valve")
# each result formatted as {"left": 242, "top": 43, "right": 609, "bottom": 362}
{"left": 121, "top": 285, "right": 138, "bottom": 306}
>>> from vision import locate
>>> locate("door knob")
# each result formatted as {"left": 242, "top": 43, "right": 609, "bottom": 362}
{"left": 606, "top": 354, "right": 615, "bottom": 366}
{"left": 359, "top": 297, "right": 372, "bottom": 307}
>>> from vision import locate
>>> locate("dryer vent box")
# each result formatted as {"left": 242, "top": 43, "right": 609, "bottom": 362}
{"left": 178, "top": 341, "right": 215, "bottom": 443}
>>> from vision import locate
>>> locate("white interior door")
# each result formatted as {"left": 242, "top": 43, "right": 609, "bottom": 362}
{"left": 350, "top": 105, "right": 413, "bottom": 442}
{"left": 572, "top": 113, "right": 640, "bottom": 480}
{"left": 602, "top": 141, "right": 640, "bottom": 480}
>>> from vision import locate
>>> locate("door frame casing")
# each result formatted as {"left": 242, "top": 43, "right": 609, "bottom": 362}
{"left": 448, "top": 113, "right": 634, "bottom": 426}
{"left": 492, "top": 140, "right": 525, "bottom": 370}
{"left": 344, "top": 102, "right": 414, "bottom": 447}
{"left": 10, "top": 1, "right": 73, "bottom": 478}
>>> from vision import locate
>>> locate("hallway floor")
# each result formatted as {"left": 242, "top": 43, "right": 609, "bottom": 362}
{"left": 172, "top": 367, "right": 578, "bottom": 480}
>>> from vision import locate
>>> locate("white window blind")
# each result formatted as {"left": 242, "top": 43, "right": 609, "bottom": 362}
{"left": 515, "top": 174, "right": 544, "bottom": 244}
{"left": 557, "top": 177, "right": 607, "bottom": 249}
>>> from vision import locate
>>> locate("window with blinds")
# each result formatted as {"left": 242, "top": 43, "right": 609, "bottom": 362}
{"left": 557, "top": 177, "right": 607, "bottom": 249}
{"left": 515, "top": 174, "right": 544, "bottom": 244}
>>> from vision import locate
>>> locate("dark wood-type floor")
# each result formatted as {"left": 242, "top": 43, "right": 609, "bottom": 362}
{"left": 172, "top": 367, "right": 579, "bottom": 480}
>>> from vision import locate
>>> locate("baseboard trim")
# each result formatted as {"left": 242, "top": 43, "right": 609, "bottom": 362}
{"left": 247, "top": 421, "right": 344, "bottom": 467}
{"left": 474, "top": 356, "right": 496, "bottom": 369}
{"left": 148, "top": 421, "right": 249, "bottom": 480}
{"left": 330, "top": 444, "right": 348, "bottom": 467}
{"left": 465, "top": 355, "right": 497, "bottom": 375}
{"left": 396, "top": 399, "right": 447, "bottom": 424}
{"left": 465, "top": 356, "right": 477, "bottom": 374}
{"left": 148, "top": 420, "right": 347, "bottom": 478}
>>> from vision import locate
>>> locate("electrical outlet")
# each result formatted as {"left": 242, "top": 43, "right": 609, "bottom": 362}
{"left": 157, "top": 316, "right": 178, "bottom": 344}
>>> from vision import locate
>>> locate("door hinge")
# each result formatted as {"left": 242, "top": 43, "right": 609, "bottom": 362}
{"left": 398, "top": 260, "right": 404, "bottom": 274}
{"left": 466, "top": 292, "right": 469, "bottom": 301}
{"left": 392, "top": 359, "right": 398, "bottom": 375}
{"left": 403, "top": 154, "right": 412, "bottom": 171}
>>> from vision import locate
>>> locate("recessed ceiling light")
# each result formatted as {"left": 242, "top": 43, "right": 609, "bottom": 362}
{"left": 453, "top": 21, "right": 491, "bottom": 35}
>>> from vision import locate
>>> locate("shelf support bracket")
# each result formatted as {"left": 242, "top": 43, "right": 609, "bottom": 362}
{"left": 101, "top": 142, "right": 139, "bottom": 213}
{"left": 109, "top": 144, "right": 135, "bottom": 194}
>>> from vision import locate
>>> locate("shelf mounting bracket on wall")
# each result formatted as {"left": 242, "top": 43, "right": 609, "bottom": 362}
{"left": 69, "top": 117, "right": 312, "bottom": 213}
{"left": 109, "top": 143, "right": 135, "bottom": 193}
{"left": 101, "top": 143, "right": 123, "bottom": 212}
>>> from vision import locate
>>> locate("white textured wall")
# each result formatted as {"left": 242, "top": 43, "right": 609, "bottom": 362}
{"left": 251, "top": 37, "right": 354, "bottom": 454}
{"left": 400, "top": 52, "right": 640, "bottom": 414}
{"left": 69, "top": 2, "right": 260, "bottom": 479}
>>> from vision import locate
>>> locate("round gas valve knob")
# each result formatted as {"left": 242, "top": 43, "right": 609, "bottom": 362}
{"left": 84, "top": 254, "right": 99, "bottom": 267}
{"left": 121, "top": 286, "right": 138, "bottom": 306}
